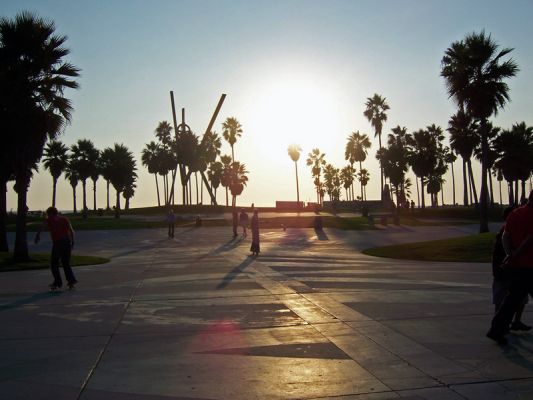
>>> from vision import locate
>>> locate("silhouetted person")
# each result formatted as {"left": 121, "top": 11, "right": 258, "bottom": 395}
{"left": 167, "top": 208, "right": 176, "bottom": 238}
{"left": 250, "top": 210, "right": 260, "bottom": 256}
{"left": 410, "top": 200, "right": 415, "bottom": 211}
{"left": 34, "top": 207, "right": 77, "bottom": 290}
{"left": 487, "top": 190, "right": 533, "bottom": 345}
{"left": 195, "top": 215, "right": 202, "bottom": 227}
{"left": 232, "top": 209, "right": 238, "bottom": 238}
{"left": 239, "top": 209, "right": 249, "bottom": 238}
{"left": 491, "top": 206, "right": 530, "bottom": 330}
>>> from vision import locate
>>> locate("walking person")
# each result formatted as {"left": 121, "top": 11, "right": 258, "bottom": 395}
{"left": 34, "top": 207, "right": 77, "bottom": 291}
{"left": 487, "top": 190, "right": 533, "bottom": 345}
{"left": 167, "top": 208, "right": 176, "bottom": 238}
{"left": 239, "top": 208, "right": 249, "bottom": 238}
{"left": 491, "top": 206, "right": 531, "bottom": 331}
{"left": 250, "top": 209, "right": 260, "bottom": 256}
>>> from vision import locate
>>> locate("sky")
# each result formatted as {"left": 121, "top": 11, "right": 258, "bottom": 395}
{"left": 3, "top": 0, "right": 533, "bottom": 211}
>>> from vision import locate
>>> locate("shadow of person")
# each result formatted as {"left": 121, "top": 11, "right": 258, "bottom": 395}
{"left": 0, "top": 292, "right": 62, "bottom": 312}
{"left": 501, "top": 335, "right": 533, "bottom": 372}
{"left": 314, "top": 228, "right": 329, "bottom": 241}
{"left": 216, "top": 256, "right": 255, "bottom": 289}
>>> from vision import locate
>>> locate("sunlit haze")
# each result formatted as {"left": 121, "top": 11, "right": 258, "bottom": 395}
{"left": 4, "top": 0, "right": 533, "bottom": 211}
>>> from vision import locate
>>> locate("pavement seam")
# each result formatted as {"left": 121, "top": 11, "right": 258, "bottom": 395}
{"left": 75, "top": 248, "right": 156, "bottom": 400}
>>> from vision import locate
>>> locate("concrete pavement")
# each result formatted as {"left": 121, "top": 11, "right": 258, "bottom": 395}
{"left": 2, "top": 224, "right": 533, "bottom": 400}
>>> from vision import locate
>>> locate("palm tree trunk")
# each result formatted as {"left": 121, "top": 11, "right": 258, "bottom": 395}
{"left": 521, "top": 180, "right": 527, "bottom": 204}
{"left": 195, "top": 172, "right": 199, "bottom": 204}
{"left": 462, "top": 158, "right": 468, "bottom": 206}
{"left": 499, "top": 180, "right": 502, "bottom": 205}
{"left": 378, "top": 134, "right": 384, "bottom": 201}
{"left": 508, "top": 181, "right": 514, "bottom": 205}
{"left": 115, "top": 190, "right": 121, "bottom": 218}
{"left": 72, "top": 184, "right": 77, "bottom": 213}
{"left": 421, "top": 177, "right": 425, "bottom": 209}
{"left": 225, "top": 187, "right": 228, "bottom": 207}
{"left": 82, "top": 180, "right": 87, "bottom": 212}
{"left": 125, "top": 196, "right": 130, "bottom": 210}
{"left": 154, "top": 174, "right": 161, "bottom": 206}
{"left": 478, "top": 120, "right": 489, "bottom": 232}
{"left": 515, "top": 180, "right": 519, "bottom": 205}
{"left": 488, "top": 168, "right": 494, "bottom": 207}
{"left": 415, "top": 177, "right": 420, "bottom": 208}
{"left": 93, "top": 180, "right": 97, "bottom": 211}
{"left": 14, "top": 173, "right": 30, "bottom": 262}
{"left": 440, "top": 183, "right": 444, "bottom": 206}
{"left": 0, "top": 178, "right": 8, "bottom": 252}
{"left": 295, "top": 161, "right": 300, "bottom": 205}
{"left": 451, "top": 162, "right": 456, "bottom": 206}
{"left": 163, "top": 174, "right": 167, "bottom": 205}
{"left": 231, "top": 146, "right": 235, "bottom": 163}
{"left": 468, "top": 160, "right": 478, "bottom": 205}
{"left": 106, "top": 180, "right": 110, "bottom": 210}
{"left": 52, "top": 177, "right": 57, "bottom": 207}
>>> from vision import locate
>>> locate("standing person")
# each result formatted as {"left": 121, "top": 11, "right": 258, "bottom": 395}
{"left": 239, "top": 208, "right": 249, "bottom": 238}
{"left": 491, "top": 207, "right": 530, "bottom": 330}
{"left": 487, "top": 190, "right": 533, "bottom": 345}
{"left": 167, "top": 208, "right": 176, "bottom": 238}
{"left": 250, "top": 209, "right": 260, "bottom": 256}
{"left": 232, "top": 209, "right": 238, "bottom": 238}
{"left": 34, "top": 207, "right": 77, "bottom": 291}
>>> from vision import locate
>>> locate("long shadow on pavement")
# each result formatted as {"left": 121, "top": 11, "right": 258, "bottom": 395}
{"left": 216, "top": 256, "right": 255, "bottom": 290}
{"left": 0, "top": 291, "right": 62, "bottom": 312}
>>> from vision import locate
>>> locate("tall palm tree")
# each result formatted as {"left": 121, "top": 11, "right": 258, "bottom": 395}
{"left": 448, "top": 109, "right": 479, "bottom": 206}
{"left": 363, "top": 94, "right": 389, "bottom": 200}
{"left": 219, "top": 155, "right": 232, "bottom": 207}
{"left": 207, "top": 161, "right": 223, "bottom": 204}
{"left": 99, "top": 148, "right": 114, "bottom": 210}
{"left": 445, "top": 151, "right": 458, "bottom": 205}
{"left": 104, "top": 144, "right": 137, "bottom": 218}
{"left": 64, "top": 161, "right": 79, "bottom": 214}
{"left": 345, "top": 131, "right": 371, "bottom": 202}
{"left": 287, "top": 144, "right": 302, "bottom": 205}
{"left": 222, "top": 117, "right": 243, "bottom": 162}
{"left": 122, "top": 179, "right": 136, "bottom": 210}
{"left": 42, "top": 140, "right": 68, "bottom": 208}
{"left": 357, "top": 169, "right": 370, "bottom": 201}
{"left": 0, "top": 159, "right": 14, "bottom": 251}
{"left": 228, "top": 161, "right": 249, "bottom": 209}
{"left": 340, "top": 165, "right": 355, "bottom": 201}
{"left": 142, "top": 141, "right": 162, "bottom": 206}
{"left": 1, "top": 12, "right": 80, "bottom": 261}
{"left": 442, "top": 30, "right": 518, "bottom": 232}
{"left": 70, "top": 139, "right": 99, "bottom": 214}
{"left": 306, "top": 148, "right": 326, "bottom": 204}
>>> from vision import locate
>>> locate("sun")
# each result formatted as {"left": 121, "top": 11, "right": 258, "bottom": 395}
{"left": 244, "top": 76, "right": 342, "bottom": 163}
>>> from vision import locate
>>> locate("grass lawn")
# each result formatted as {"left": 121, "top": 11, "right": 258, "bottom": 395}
{"left": 362, "top": 232, "right": 494, "bottom": 262}
{"left": 0, "top": 252, "right": 110, "bottom": 272}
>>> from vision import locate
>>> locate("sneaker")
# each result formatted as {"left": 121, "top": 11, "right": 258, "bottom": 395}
{"left": 486, "top": 330, "right": 508, "bottom": 346}
{"left": 510, "top": 321, "right": 532, "bottom": 331}
{"left": 67, "top": 281, "right": 77, "bottom": 290}
{"left": 49, "top": 284, "right": 61, "bottom": 292}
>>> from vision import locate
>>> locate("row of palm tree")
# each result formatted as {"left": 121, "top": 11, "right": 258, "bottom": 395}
{"left": 141, "top": 117, "right": 249, "bottom": 209}
{"left": 42, "top": 139, "right": 138, "bottom": 216}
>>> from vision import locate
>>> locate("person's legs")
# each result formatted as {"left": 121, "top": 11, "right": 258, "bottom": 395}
{"left": 59, "top": 239, "right": 76, "bottom": 285}
{"left": 511, "top": 295, "right": 531, "bottom": 330}
{"left": 50, "top": 242, "right": 62, "bottom": 287}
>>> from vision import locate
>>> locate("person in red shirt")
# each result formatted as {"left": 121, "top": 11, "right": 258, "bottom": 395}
{"left": 487, "top": 190, "right": 533, "bottom": 345}
{"left": 35, "top": 207, "right": 77, "bottom": 290}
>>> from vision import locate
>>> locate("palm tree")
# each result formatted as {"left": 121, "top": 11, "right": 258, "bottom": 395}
{"left": 219, "top": 155, "right": 232, "bottom": 207}
{"left": 0, "top": 159, "right": 14, "bottom": 251}
{"left": 345, "top": 131, "right": 371, "bottom": 201}
{"left": 357, "top": 169, "right": 370, "bottom": 201}
{"left": 287, "top": 144, "right": 302, "bottom": 205}
{"left": 445, "top": 151, "right": 458, "bottom": 205}
{"left": 142, "top": 141, "right": 162, "bottom": 206}
{"left": 323, "top": 164, "right": 341, "bottom": 202}
{"left": 64, "top": 162, "right": 79, "bottom": 214}
{"left": 123, "top": 179, "right": 137, "bottom": 210}
{"left": 448, "top": 109, "right": 479, "bottom": 206}
{"left": 363, "top": 94, "right": 389, "bottom": 200}
{"left": 42, "top": 140, "right": 68, "bottom": 207}
{"left": 104, "top": 144, "right": 137, "bottom": 218}
{"left": 340, "top": 165, "right": 355, "bottom": 200}
{"left": 207, "top": 161, "right": 223, "bottom": 204}
{"left": 70, "top": 139, "right": 99, "bottom": 215}
{"left": 0, "top": 12, "right": 80, "bottom": 261}
{"left": 222, "top": 117, "right": 243, "bottom": 162}
{"left": 228, "top": 161, "right": 249, "bottom": 209}
{"left": 306, "top": 148, "right": 326, "bottom": 204}
{"left": 100, "top": 148, "right": 114, "bottom": 210}
{"left": 442, "top": 30, "right": 519, "bottom": 232}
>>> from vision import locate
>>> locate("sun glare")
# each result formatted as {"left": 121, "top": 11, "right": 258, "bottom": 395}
{"left": 245, "top": 77, "right": 341, "bottom": 164}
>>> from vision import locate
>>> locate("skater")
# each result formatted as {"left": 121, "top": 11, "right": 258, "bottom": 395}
{"left": 491, "top": 206, "right": 530, "bottom": 331}
{"left": 250, "top": 209, "right": 260, "bottom": 256}
{"left": 34, "top": 207, "right": 77, "bottom": 291}
{"left": 167, "top": 208, "right": 176, "bottom": 238}
{"left": 239, "top": 208, "right": 249, "bottom": 238}
{"left": 487, "top": 190, "right": 533, "bottom": 345}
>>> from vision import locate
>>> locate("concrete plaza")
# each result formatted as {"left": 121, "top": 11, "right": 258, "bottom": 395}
{"left": 2, "top": 223, "right": 533, "bottom": 400}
